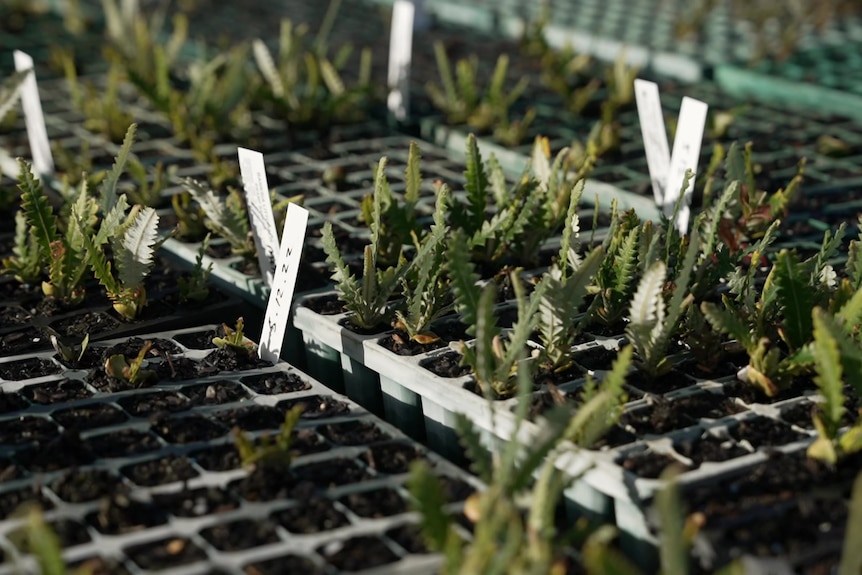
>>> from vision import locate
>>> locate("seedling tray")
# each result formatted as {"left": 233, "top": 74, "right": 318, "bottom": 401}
{"left": 0, "top": 324, "right": 480, "bottom": 574}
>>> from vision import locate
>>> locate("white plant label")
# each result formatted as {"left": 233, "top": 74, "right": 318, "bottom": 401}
{"left": 633, "top": 78, "right": 707, "bottom": 234}
{"left": 664, "top": 96, "right": 708, "bottom": 233}
{"left": 238, "top": 147, "right": 280, "bottom": 287}
{"left": 387, "top": 0, "right": 415, "bottom": 120}
{"left": 634, "top": 79, "right": 670, "bottom": 206}
{"left": 13, "top": 51, "right": 54, "bottom": 177}
{"left": 259, "top": 203, "right": 309, "bottom": 364}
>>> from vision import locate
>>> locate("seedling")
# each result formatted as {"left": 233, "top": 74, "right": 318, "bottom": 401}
{"left": 181, "top": 177, "right": 256, "bottom": 263}
{"left": 426, "top": 42, "right": 535, "bottom": 147}
{"left": 447, "top": 231, "right": 547, "bottom": 398}
{"left": 408, "top": 347, "right": 632, "bottom": 573}
{"left": 323, "top": 154, "right": 433, "bottom": 330}
{"left": 177, "top": 233, "right": 212, "bottom": 304}
{"left": 212, "top": 317, "right": 257, "bottom": 357}
{"left": 536, "top": 182, "right": 605, "bottom": 373}
{"left": 170, "top": 190, "right": 208, "bottom": 242}
{"left": 393, "top": 187, "right": 453, "bottom": 343}
{"left": 49, "top": 331, "right": 90, "bottom": 365}
{"left": 234, "top": 405, "right": 304, "bottom": 474}
{"left": 626, "top": 231, "right": 700, "bottom": 380}
{"left": 252, "top": 4, "right": 374, "bottom": 138}
{"left": 104, "top": 340, "right": 157, "bottom": 386}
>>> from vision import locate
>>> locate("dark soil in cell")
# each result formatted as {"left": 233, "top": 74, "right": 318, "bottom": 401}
{"left": 0, "top": 486, "right": 53, "bottom": 520}
{"left": 17, "top": 430, "right": 95, "bottom": 471}
{"left": 574, "top": 346, "right": 619, "bottom": 371}
{"left": 699, "top": 496, "right": 847, "bottom": 572}
{"left": 240, "top": 371, "right": 311, "bottom": 394}
{"left": 181, "top": 379, "right": 249, "bottom": 404}
{"left": 0, "top": 357, "right": 61, "bottom": 380}
{"left": 198, "top": 347, "right": 272, "bottom": 373}
{"left": 273, "top": 497, "right": 350, "bottom": 534}
{"left": 117, "top": 391, "right": 191, "bottom": 417}
{"left": 685, "top": 450, "right": 862, "bottom": 522}
{"left": 674, "top": 435, "right": 751, "bottom": 466}
{"left": 338, "top": 317, "right": 390, "bottom": 336}
{"left": 278, "top": 395, "right": 351, "bottom": 418}
{"left": 302, "top": 294, "right": 345, "bottom": 316}
{"left": 724, "top": 376, "right": 815, "bottom": 405}
{"left": 0, "top": 305, "right": 30, "bottom": 326}
{"left": 152, "top": 486, "right": 238, "bottom": 518}
{"left": 340, "top": 487, "right": 408, "bottom": 518}
{"left": 84, "top": 429, "right": 162, "bottom": 458}
{"left": 318, "top": 419, "right": 392, "bottom": 446}
{"left": 627, "top": 369, "right": 695, "bottom": 395}
{"left": 377, "top": 331, "right": 446, "bottom": 356}
{"left": 319, "top": 535, "right": 399, "bottom": 572}
{"left": 419, "top": 350, "right": 471, "bottom": 378}
{"left": 242, "top": 554, "right": 324, "bottom": 575}
{"left": 621, "top": 394, "right": 745, "bottom": 436}
{"left": 151, "top": 414, "right": 228, "bottom": 443}
{"left": 50, "top": 469, "right": 125, "bottom": 503}
{"left": 7, "top": 518, "right": 91, "bottom": 551}
{"left": 0, "top": 391, "right": 28, "bottom": 413}
{"left": 215, "top": 404, "right": 285, "bottom": 431}
{"left": 173, "top": 329, "right": 218, "bottom": 350}
{"left": 363, "top": 442, "right": 421, "bottom": 475}
{"left": 152, "top": 356, "right": 200, "bottom": 381}
{"left": 124, "top": 537, "right": 207, "bottom": 570}
{"left": 200, "top": 518, "right": 281, "bottom": 551}
{"left": 619, "top": 451, "right": 688, "bottom": 479}
{"left": 0, "top": 327, "right": 49, "bottom": 356}
{"left": 728, "top": 416, "right": 807, "bottom": 448}
{"left": 294, "top": 458, "right": 372, "bottom": 488}
{"left": 100, "top": 337, "right": 182, "bottom": 357}
{"left": 0, "top": 416, "right": 58, "bottom": 445}
{"left": 22, "top": 378, "right": 92, "bottom": 404}
{"left": 52, "top": 402, "right": 128, "bottom": 431}
{"left": 777, "top": 400, "right": 817, "bottom": 430}
{"left": 386, "top": 523, "right": 429, "bottom": 554}
{"left": 122, "top": 454, "right": 199, "bottom": 486}
{"left": 190, "top": 443, "right": 241, "bottom": 472}
{"left": 88, "top": 494, "right": 168, "bottom": 535}
{"left": 51, "top": 311, "right": 120, "bottom": 339}
{"left": 233, "top": 467, "right": 301, "bottom": 503}
{"left": 292, "top": 428, "right": 331, "bottom": 455}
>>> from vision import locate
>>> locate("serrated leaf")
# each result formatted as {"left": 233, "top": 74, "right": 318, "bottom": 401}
{"left": 448, "top": 232, "right": 482, "bottom": 336}
{"left": 462, "top": 134, "right": 488, "bottom": 231}
{"left": 839, "top": 472, "right": 862, "bottom": 575}
{"left": 253, "top": 38, "right": 284, "bottom": 98}
{"left": 774, "top": 250, "right": 814, "bottom": 351}
{"left": 17, "top": 158, "right": 56, "bottom": 259}
{"left": 404, "top": 141, "right": 421, "bottom": 205}
{"left": 701, "top": 299, "right": 755, "bottom": 351}
{"left": 99, "top": 123, "right": 137, "bottom": 215}
{"left": 117, "top": 206, "right": 159, "bottom": 290}
{"left": 811, "top": 308, "right": 847, "bottom": 430}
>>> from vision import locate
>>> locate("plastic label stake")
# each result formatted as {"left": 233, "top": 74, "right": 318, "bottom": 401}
{"left": 665, "top": 97, "right": 708, "bottom": 233}
{"left": 259, "top": 202, "right": 309, "bottom": 364}
{"left": 13, "top": 51, "right": 54, "bottom": 177}
{"left": 387, "top": 0, "right": 415, "bottom": 121}
{"left": 634, "top": 79, "right": 670, "bottom": 206}
{"left": 634, "top": 78, "right": 707, "bottom": 234}
{"left": 238, "top": 147, "right": 280, "bottom": 287}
